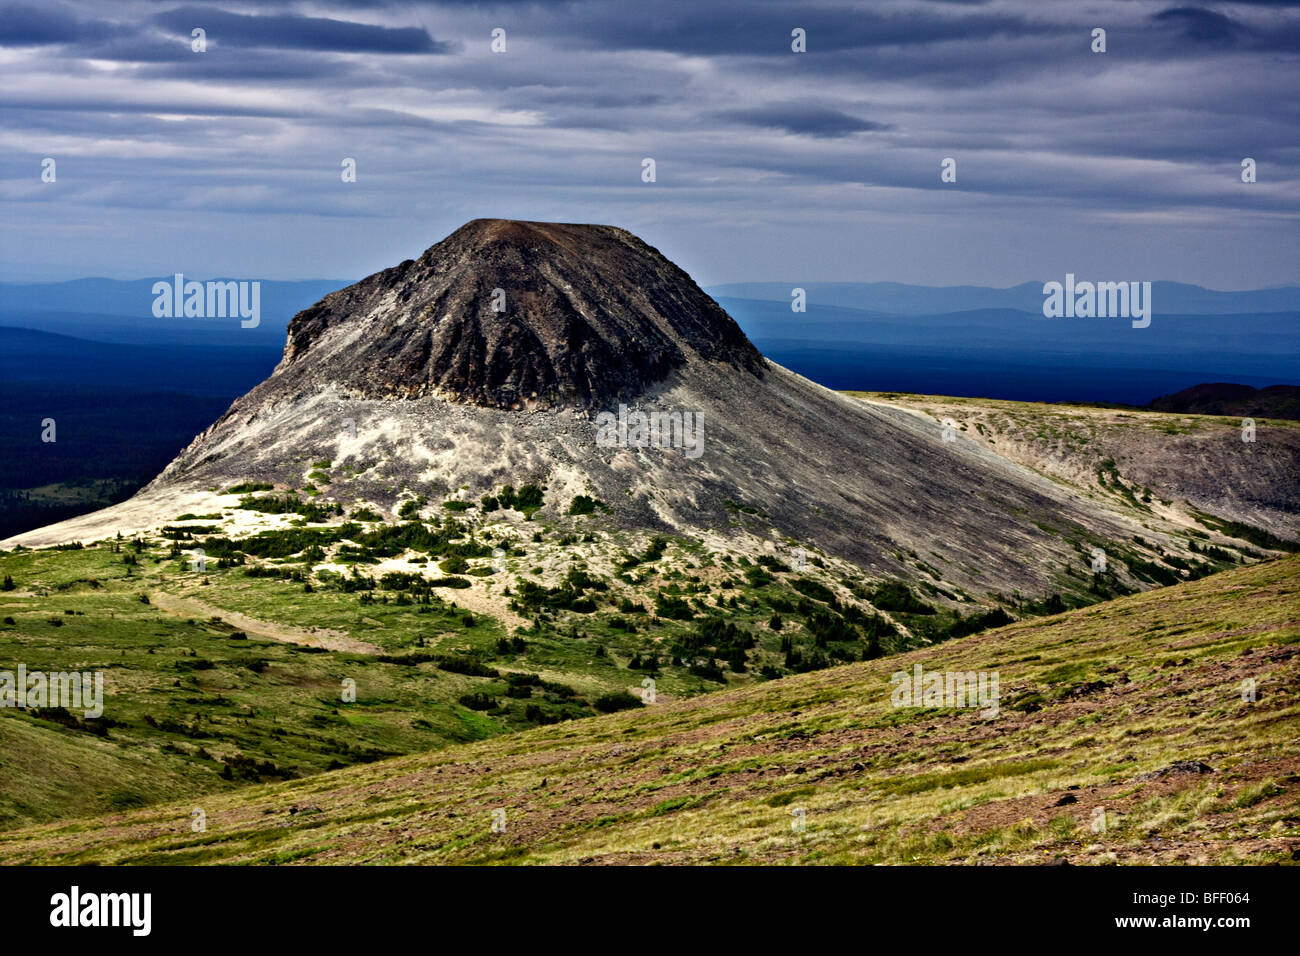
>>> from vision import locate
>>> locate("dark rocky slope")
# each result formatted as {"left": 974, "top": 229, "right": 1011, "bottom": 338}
{"left": 273, "top": 219, "right": 762, "bottom": 410}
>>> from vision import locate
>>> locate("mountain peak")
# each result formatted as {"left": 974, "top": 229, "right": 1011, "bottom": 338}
{"left": 276, "top": 219, "right": 764, "bottom": 410}
{"left": 451, "top": 217, "right": 620, "bottom": 248}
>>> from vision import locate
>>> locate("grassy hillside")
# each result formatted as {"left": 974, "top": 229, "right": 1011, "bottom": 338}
{"left": 848, "top": 391, "right": 1300, "bottom": 542}
{"left": 3, "top": 553, "right": 1296, "bottom": 865}
{"left": 0, "top": 511, "right": 954, "bottom": 826}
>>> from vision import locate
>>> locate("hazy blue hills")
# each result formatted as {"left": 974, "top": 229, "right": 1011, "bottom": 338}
{"left": 0, "top": 327, "right": 279, "bottom": 396}
{"left": 0, "top": 277, "right": 346, "bottom": 322}
{"left": 0, "top": 277, "right": 346, "bottom": 349}
{"left": 2, "top": 277, "right": 1296, "bottom": 407}
{"left": 707, "top": 280, "right": 1300, "bottom": 403}
{"left": 708, "top": 281, "right": 1300, "bottom": 316}
{"left": 715, "top": 296, "right": 1300, "bottom": 405}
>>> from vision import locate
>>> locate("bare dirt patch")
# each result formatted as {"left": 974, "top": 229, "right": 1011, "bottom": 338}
{"left": 150, "top": 591, "right": 380, "bottom": 654}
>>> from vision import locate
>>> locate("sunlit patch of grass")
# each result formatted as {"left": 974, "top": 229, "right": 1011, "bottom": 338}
{"left": 1228, "top": 779, "right": 1284, "bottom": 811}
{"left": 1048, "top": 814, "right": 1077, "bottom": 840}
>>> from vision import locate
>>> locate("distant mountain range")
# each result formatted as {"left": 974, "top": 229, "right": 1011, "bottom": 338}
{"left": 0, "top": 277, "right": 346, "bottom": 349}
{"left": 0, "top": 326, "right": 277, "bottom": 396}
{"left": 707, "top": 281, "right": 1300, "bottom": 316}
{"left": 711, "top": 294, "right": 1300, "bottom": 405}
{"left": 2, "top": 276, "right": 1296, "bottom": 406}
{"left": 4, "top": 276, "right": 1297, "bottom": 339}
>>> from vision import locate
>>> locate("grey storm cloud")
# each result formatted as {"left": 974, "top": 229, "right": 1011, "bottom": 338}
{"left": 1154, "top": 6, "right": 1249, "bottom": 44}
{"left": 1, "top": 0, "right": 1298, "bottom": 290}
{"left": 0, "top": 2, "right": 129, "bottom": 45}
{"left": 713, "top": 105, "right": 889, "bottom": 138}
{"left": 546, "top": 5, "right": 1054, "bottom": 56}
{"left": 1151, "top": 5, "right": 1300, "bottom": 51}
{"left": 152, "top": 6, "right": 457, "bottom": 54}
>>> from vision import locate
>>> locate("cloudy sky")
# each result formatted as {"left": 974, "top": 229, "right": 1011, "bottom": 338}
{"left": 3, "top": 0, "right": 1298, "bottom": 288}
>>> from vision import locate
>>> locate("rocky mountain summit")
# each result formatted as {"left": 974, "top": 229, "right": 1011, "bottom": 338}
{"left": 274, "top": 219, "right": 764, "bottom": 410}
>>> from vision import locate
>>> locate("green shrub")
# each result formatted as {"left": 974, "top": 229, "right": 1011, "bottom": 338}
{"left": 223, "top": 482, "right": 273, "bottom": 494}
{"left": 438, "top": 657, "right": 499, "bottom": 678}
{"left": 593, "top": 692, "right": 643, "bottom": 713}
{"left": 869, "top": 580, "right": 935, "bottom": 615}
{"left": 440, "top": 555, "right": 470, "bottom": 574}
{"left": 790, "top": 577, "right": 835, "bottom": 603}
{"left": 397, "top": 496, "right": 426, "bottom": 520}
{"left": 495, "top": 483, "right": 545, "bottom": 514}
{"left": 654, "top": 593, "right": 694, "bottom": 620}
{"left": 427, "top": 576, "right": 472, "bottom": 589}
{"left": 568, "top": 495, "right": 606, "bottom": 516}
